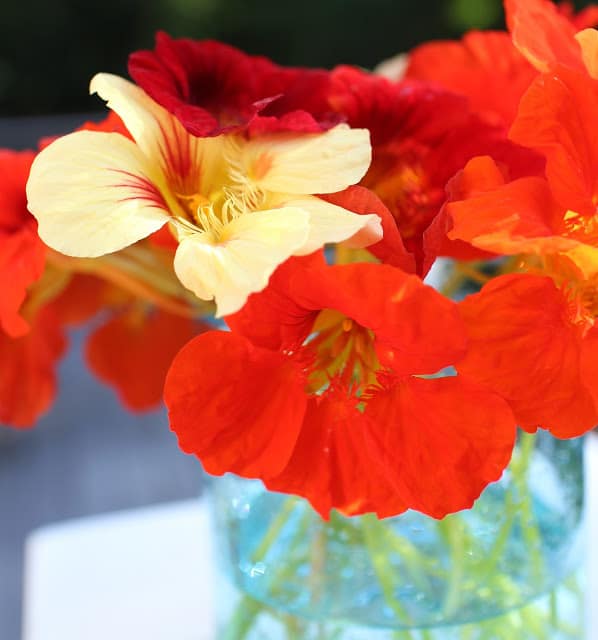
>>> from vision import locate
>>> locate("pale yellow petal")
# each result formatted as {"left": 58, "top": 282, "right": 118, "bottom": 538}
{"left": 173, "top": 208, "right": 310, "bottom": 317}
{"left": 279, "top": 196, "right": 382, "bottom": 255}
{"left": 27, "top": 130, "right": 169, "bottom": 257}
{"left": 575, "top": 29, "right": 598, "bottom": 79}
{"left": 90, "top": 73, "right": 226, "bottom": 202}
{"left": 243, "top": 124, "right": 371, "bottom": 195}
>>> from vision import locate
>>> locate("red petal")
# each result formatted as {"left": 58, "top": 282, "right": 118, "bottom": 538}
{"left": 165, "top": 331, "right": 307, "bottom": 478}
{"left": 86, "top": 307, "right": 201, "bottom": 411}
{"left": 365, "top": 376, "right": 516, "bottom": 518}
{"left": 0, "top": 222, "right": 46, "bottom": 337}
{"left": 265, "top": 394, "right": 407, "bottom": 519}
{"left": 0, "top": 306, "right": 66, "bottom": 428}
{"left": 457, "top": 273, "right": 598, "bottom": 436}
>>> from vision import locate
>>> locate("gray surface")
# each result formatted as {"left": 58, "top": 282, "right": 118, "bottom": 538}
{"left": 0, "top": 113, "right": 102, "bottom": 150}
{"left": 0, "top": 331, "right": 204, "bottom": 640}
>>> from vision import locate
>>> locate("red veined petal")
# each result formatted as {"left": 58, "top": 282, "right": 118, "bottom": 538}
{"left": 265, "top": 393, "right": 407, "bottom": 519}
{"left": 165, "top": 331, "right": 307, "bottom": 478}
{"left": 456, "top": 273, "right": 598, "bottom": 436}
{"left": 364, "top": 375, "right": 516, "bottom": 518}
{"left": 0, "top": 305, "right": 66, "bottom": 428}
{"left": 86, "top": 307, "right": 201, "bottom": 411}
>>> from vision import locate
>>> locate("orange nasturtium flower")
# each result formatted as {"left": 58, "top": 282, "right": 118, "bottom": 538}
{"left": 447, "top": 66, "right": 598, "bottom": 276}
{"left": 26, "top": 74, "right": 381, "bottom": 317}
{"left": 165, "top": 255, "right": 516, "bottom": 519}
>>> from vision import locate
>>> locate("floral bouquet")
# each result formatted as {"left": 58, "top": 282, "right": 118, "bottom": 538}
{"left": 2, "top": 0, "right": 598, "bottom": 637}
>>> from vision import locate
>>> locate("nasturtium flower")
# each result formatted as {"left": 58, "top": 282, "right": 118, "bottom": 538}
{"left": 129, "top": 33, "right": 340, "bottom": 137}
{"left": 27, "top": 73, "right": 380, "bottom": 316}
{"left": 448, "top": 66, "right": 598, "bottom": 276}
{"left": 165, "top": 256, "right": 516, "bottom": 519}
{"left": 455, "top": 270, "right": 598, "bottom": 437}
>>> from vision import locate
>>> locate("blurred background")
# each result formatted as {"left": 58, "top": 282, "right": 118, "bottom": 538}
{"left": 0, "top": 0, "right": 596, "bottom": 638}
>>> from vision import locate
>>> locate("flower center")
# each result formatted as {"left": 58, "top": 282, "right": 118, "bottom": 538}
{"left": 304, "top": 308, "right": 380, "bottom": 394}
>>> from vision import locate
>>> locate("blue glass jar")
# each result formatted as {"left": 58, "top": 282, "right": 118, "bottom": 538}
{"left": 210, "top": 432, "right": 585, "bottom": 639}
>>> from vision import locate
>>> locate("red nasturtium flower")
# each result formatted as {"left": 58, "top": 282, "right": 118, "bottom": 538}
{"left": 326, "top": 65, "right": 543, "bottom": 274}
{"left": 165, "top": 256, "right": 516, "bottom": 519}
{"left": 128, "top": 32, "right": 339, "bottom": 137}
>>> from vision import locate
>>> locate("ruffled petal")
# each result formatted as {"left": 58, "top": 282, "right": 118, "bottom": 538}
{"left": 243, "top": 124, "right": 371, "bottom": 195}
{"left": 456, "top": 273, "right": 598, "bottom": 436}
{"left": 86, "top": 308, "right": 201, "bottom": 411}
{"left": 27, "top": 130, "right": 169, "bottom": 257}
{"left": 164, "top": 331, "right": 307, "bottom": 478}
{"left": 364, "top": 376, "right": 516, "bottom": 518}
{"left": 174, "top": 207, "right": 309, "bottom": 317}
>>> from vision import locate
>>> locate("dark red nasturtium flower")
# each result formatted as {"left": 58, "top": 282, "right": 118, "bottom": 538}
{"left": 128, "top": 32, "right": 340, "bottom": 137}
{"left": 165, "top": 255, "right": 516, "bottom": 519}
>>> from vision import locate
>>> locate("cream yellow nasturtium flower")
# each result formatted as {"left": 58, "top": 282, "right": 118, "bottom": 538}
{"left": 26, "top": 74, "right": 381, "bottom": 316}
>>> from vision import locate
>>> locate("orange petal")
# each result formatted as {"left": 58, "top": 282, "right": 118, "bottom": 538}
{"left": 365, "top": 375, "right": 516, "bottom": 518}
{"left": 457, "top": 273, "right": 598, "bottom": 436}
{"left": 0, "top": 306, "right": 66, "bottom": 428}
{"left": 406, "top": 30, "right": 536, "bottom": 127}
{"left": 505, "top": 0, "right": 584, "bottom": 72}
{"left": 164, "top": 331, "right": 307, "bottom": 478}
{"left": 86, "top": 307, "right": 200, "bottom": 411}
{"left": 510, "top": 67, "right": 598, "bottom": 219}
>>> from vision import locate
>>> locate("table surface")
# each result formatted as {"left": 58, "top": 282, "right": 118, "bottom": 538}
{"left": 22, "top": 435, "right": 598, "bottom": 640}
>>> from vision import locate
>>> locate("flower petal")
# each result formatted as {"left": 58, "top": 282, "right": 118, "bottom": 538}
{"left": 265, "top": 394, "right": 407, "bottom": 519}
{"left": 365, "top": 376, "right": 516, "bottom": 518}
{"left": 243, "top": 124, "right": 371, "bottom": 195}
{"left": 164, "top": 330, "right": 307, "bottom": 478}
{"left": 456, "top": 273, "right": 598, "bottom": 436}
{"left": 86, "top": 307, "right": 201, "bottom": 411}
{"left": 0, "top": 306, "right": 66, "bottom": 428}
{"left": 27, "top": 131, "right": 169, "bottom": 257}
{"left": 174, "top": 207, "right": 310, "bottom": 316}
{"left": 279, "top": 194, "right": 382, "bottom": 255}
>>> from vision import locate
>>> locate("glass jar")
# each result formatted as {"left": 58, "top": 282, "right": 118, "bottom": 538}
{"left": 209, "top": 431, "right": 585, "bottom": 639}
